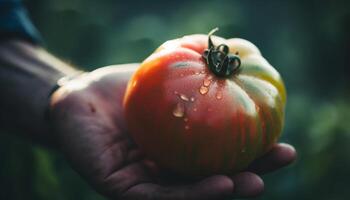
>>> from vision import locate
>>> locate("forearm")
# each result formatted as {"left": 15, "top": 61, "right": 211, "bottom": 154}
{"left": 0, "top": 39, "right": 79, "bottom": 145}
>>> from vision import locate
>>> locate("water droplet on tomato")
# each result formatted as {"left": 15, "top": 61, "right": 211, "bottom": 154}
{"left": 216, "top": 92, "right": 223, "bottom": 100}
{"left": 195, "top": 72, "right": 200, "bottom": 75}
{"left": 180, "top": 94, "right": 189, "bottom": 101}
{"left": 199, "top": 86, "right": 209, "bottom": 94}
{"left": 200, "top": 70, "right": 205, "bottom": 74}
{"left": 203, "top": 79, "right": 211, "bottom": 87}
{"left": 173, "top": 103, "right": 185, "bottom": 118}
{"left": 185, "top": 125, "right": 190, "bottom": 130}
{"left": 184, "top": 117, "right": 188, "bottom": 122}
{"left": 190, "top": 97, "right": 195, "bottom": 102}
{"left": 193, "top": 107, "right": 197, "bottom": 112}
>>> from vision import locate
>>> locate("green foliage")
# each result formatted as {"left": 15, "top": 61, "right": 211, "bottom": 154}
{"left": 1, "top": 0, "right": 349, "bottom": 199}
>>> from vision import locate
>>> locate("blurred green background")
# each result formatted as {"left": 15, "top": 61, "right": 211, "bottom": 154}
{"left": 1, "top": 0, "right": 350, "bottom": 199}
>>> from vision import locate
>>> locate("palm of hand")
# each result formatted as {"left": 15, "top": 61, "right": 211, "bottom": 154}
{"left": 50, "top": 64, "right": 295, "bottom": 200}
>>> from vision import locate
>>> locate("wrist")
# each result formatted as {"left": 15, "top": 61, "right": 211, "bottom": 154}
{"left": 37, "top": 67, "right": 84, "bottom": 147}
{"left": 46, "top": 71, "right": 90, "bottom": 148}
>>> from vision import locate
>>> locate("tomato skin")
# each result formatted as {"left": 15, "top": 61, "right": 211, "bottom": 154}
{"left": 123, "top": 34, "right": 286, "bottom": 176}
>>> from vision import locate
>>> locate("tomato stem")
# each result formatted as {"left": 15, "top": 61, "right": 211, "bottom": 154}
{"left": 202, "top": 28, "right": 241, "bottom": 77}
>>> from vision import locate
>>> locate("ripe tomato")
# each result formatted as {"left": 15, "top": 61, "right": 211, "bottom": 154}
{"left": 123, "top": 29, "right": 286, "bottom": 176}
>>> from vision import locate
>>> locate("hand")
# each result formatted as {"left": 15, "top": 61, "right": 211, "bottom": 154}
{"left": 49, "top": 64, "right": 296, "bottom": 200}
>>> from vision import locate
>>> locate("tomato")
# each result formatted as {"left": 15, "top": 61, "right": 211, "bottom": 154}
{"left": 123, "top": 28, "right": 286, "bottom": 176}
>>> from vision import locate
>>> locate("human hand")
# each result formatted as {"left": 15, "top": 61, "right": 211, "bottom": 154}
{"left": 49, "top": 64, "right": 296, "bottom": 200}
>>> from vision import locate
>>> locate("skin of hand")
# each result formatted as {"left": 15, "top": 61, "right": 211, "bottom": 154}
{"left": 49, "top": 63, "right": 296, "bottom": 200}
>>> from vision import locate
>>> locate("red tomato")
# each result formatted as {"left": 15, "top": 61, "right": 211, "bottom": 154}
{"left": 123, "top": 29, "right": 286, "bottom": 176}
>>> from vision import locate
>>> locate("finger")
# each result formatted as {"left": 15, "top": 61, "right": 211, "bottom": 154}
{"left": 230, "top": 172, "right": 264, "bottom": 198}
{"left": 247, "top": 143, "right": 297, "bottom": 175}
{"left": 121, "top": 175, "right": 234, "bottom": 200}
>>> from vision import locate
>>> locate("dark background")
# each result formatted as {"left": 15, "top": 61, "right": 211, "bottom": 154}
{"left": 1, "top": 0, "right": 349, "bottom": 199}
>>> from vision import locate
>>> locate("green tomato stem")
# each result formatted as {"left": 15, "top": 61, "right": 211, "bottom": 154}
{"left": 202, "top": 28, "right": 241, "bottom": 77}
